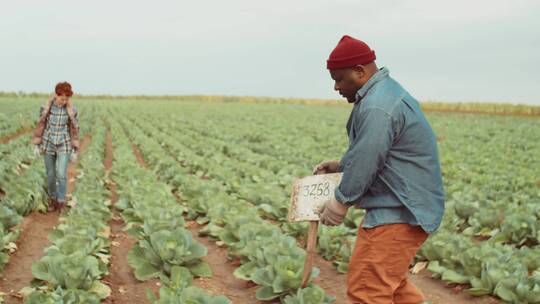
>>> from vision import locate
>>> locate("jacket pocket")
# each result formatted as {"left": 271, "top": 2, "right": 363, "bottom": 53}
{"left": 386, "top": 226, "right": 427, "bottom": 278}
{"left": 392, "top": 224, "right": 428, "bottom": 241}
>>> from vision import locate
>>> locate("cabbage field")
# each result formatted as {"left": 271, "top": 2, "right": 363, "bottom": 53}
{"left": 0, "top": 96, "right": 539, "bottom": 304}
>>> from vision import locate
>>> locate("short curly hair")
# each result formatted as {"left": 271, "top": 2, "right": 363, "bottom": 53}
{"left": 55, "top": 82, "right": 73, "bottom": 97}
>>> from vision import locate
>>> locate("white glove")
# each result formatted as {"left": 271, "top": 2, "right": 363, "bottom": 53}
{"left": 33, "top": 145, "right": 41, "bottom": 157}
{"left": 320, "top": 196, "right": 350, "bottom": 226}
{"left": 70, "top": 149, "right": 78, "bottom": 162}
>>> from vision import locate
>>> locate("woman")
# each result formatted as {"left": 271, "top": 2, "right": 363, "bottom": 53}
{"left": 32, "top": 82, "right": 79, "bottom": 212}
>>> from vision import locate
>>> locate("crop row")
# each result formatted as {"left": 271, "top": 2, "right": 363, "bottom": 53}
{"left": 109, "top": 120, "right": 231, "bottom": 303}
{"left": 115, "top": 114, "right": 335, "bottom": 303}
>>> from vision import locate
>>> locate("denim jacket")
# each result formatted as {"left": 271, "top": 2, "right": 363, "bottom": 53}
{"left": 335, "top": 67, "right": 445, "bottom": 233}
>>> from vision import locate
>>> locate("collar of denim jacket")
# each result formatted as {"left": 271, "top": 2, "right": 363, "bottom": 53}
{"left": 355, "top": 67, "right": 389, "bottom": 103}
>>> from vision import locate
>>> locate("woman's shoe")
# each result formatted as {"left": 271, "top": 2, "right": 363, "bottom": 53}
{"left": 56, "top": 201, "right": 67, "bottom": 213}
{"left": 47, "top": 198, "right": 57, "bottom": 212}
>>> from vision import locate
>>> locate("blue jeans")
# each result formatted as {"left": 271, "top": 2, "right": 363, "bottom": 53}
{"left": 44, "top": 153, "right": 69, "bottom": 203}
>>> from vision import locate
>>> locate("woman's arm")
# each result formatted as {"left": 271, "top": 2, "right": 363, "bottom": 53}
{"left": 66, "top": 98, "right": 80, "bottom": 150}
{"left": 31, "top": 95, "right": 55, "bottom": 145}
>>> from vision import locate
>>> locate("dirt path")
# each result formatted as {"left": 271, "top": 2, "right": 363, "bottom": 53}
{"left": 131, "top": 143, "right": 147, "bottom": 169}
{"left": 103, "top": 131, "right": 159, "bottom": 304}
{"left": 0, "top": 212, "right": 58, "bottom": 303}
{"left": 311, "top": 255, "right": 348, "bottom": 303}
{"left": 0, "top": 127, "right": 32, "bottom": 144}
{"left": 0, "top": 134, "right": 92, "bottom": 303}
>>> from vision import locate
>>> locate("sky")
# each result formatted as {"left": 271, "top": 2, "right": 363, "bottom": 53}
{"left": 1, "top": 0, "right": 539, "bottom": 105}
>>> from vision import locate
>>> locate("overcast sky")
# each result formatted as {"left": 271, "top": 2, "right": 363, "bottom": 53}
{"left": 1, "top": 0, "right": 539, "bottom": 104}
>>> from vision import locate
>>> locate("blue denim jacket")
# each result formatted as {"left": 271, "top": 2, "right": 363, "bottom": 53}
{"left": 335, "top": 67, "right": 445, "bottom": 233}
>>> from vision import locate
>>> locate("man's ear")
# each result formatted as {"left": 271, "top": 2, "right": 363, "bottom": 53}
{"left": 351, "top": 65, "right": 366, "bottom": 79}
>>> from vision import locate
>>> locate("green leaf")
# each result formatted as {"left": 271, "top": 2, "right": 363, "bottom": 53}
{"left": 256, "top": 286, "right": 281, "bottom": 301}
{"left": 272, "top": 275, "right": 285, "bottom": 293}
{"left": 189, "top": 261, "right": 212, "bottom": 278}
{"left": 187, "top": 242, "right": 208, "bottom": 260}
{"left": 441, "top": 269, "right": 470, "bottom": 284}
{"left": 127, "top": 243, "right": 148, "bottom": 267}
{"left": 466, "top": 287, "right": 491, "bottom": 296}
{"left": 169, "top": 266, "right": 193, "bottom": 288}
{"left": 133, "top": 260, "right": 161, "bottom": 281}
{"left": 494, "top": 284, "right": 518, "bottom": 302}
{"left": 251, "top": 268, "right": 274, "bottom": 286}
{"left": 89, "top": 281, "right": 112, "bottom": 299}
{"left": 31, "top": 261, "right": 50, "bottom": 281}
{"left": 233, "top": 261, "right": 257, "bottom": 281}
{"left": 427, "top": 261, "right": 446, "bottom": 277}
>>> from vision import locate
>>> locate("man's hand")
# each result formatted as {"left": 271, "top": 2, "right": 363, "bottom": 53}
{"left": 320, "top": 196, "right": 350, "bottom": 226}
{"left": 313, "top": 160, "right": 341, "bottom": 175}
{"left": 33, "top": 145, "right": 41, "bottom": 157}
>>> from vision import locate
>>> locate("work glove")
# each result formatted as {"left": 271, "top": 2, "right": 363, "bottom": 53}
{"left": 320, "top": 196, "right": 350, "bottom": 226}
{"left": 33, "top": 145, "right": 41, "bottom": 157}
{"left": 70, "top": 149, "right": 78, "bottom": 163}
{"left": 313, "top": 160, "right": 341, "bottom": 175}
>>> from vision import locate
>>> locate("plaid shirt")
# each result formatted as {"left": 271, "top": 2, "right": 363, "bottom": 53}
{"left": 40, "top": 104, "right": 76, "bottom": 155}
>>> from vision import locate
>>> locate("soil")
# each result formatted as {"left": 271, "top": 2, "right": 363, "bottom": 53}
{"left": 131, "top": 143, "right": 147, "bottom": 169}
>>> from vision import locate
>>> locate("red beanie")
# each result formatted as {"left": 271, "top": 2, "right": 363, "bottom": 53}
{"left": 326, "top": 35, "right": 376, "bottom": 70}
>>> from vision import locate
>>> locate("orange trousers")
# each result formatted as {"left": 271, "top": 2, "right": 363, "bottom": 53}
{"left": 347, "top": 223, "right": 428, "bottom": 304}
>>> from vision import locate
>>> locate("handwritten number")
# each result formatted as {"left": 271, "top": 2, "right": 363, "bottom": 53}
{"left": 302, "top": 182, "right": 331, "bottom": 197}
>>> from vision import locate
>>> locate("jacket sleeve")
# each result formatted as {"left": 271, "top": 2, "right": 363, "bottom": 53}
{"left": 335, "top": 108, "right": 395, "bottom": 206}
{"left": 72, "top": 107, "right": 79, "bottom": 128}
{"left": 68, "top": 106, "right": 80, "bottom": 150}
{"left": 31, "top": 106, "right": 46, "bottom": 145}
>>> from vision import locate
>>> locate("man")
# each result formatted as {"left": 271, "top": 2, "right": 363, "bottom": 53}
{"left": 314, "top": 35, "right": 445, "bottom": 304}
